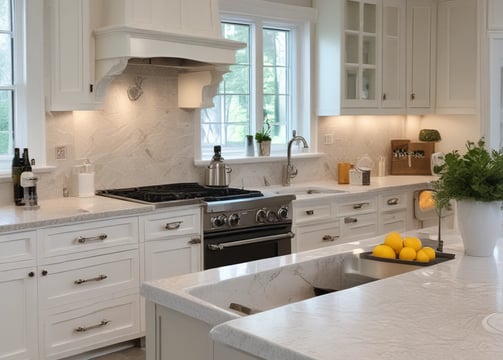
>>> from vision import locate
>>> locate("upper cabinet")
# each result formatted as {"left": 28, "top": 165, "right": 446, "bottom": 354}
{"left": 435, "top": 0, "right": 479, "bottom": 114}
{"left": 315, "top": 0, "right": 478, "bottom": 116}
{"left": 45, "top": 0, "right": 102, "bottom": 111}
{"left": 406, "top": 0, "right": 436, "bottom": 112}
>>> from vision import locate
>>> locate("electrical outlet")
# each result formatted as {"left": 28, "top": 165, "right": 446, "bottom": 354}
{"left": 55, "top": 145, "right": 67, "bottom": 160}
{"left": 323, "top": 134, "right": 334, "bottom": 145}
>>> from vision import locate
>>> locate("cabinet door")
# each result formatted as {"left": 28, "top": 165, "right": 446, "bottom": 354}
{"left": 46, "top": 0, "right": 101, "bottom": 110}
{"left": 381, "top": 0, "right": 406, "bottom": 109}
{"left": 406, "top": 0, "right": 436, "bottom": 111}
{"left": 0, "top": 267, "right": 38, "bottom": 360}
{"left": 436, "top": 0, "right": 478, "bottom": 114}
{"left": 342, "top": 0, "right": 379, "bottom": 108}
{"left": 144, "top": 236, "right": 201, "bottom": 281}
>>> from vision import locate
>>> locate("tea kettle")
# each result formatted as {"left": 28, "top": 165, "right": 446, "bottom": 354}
{"left": 205, "top": 146, "right": 232, "bottom": 187}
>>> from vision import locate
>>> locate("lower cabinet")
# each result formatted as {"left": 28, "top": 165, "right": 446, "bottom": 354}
{"left": 295, "top": 221, "right": 341, "bottom": 252}
{"left": 0, "top": 266, "right": 38, "bottom": 360}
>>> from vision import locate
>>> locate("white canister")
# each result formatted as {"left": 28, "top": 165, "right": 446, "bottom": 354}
{"left": 71, "top": 160, "right": 95, "bottom": 197}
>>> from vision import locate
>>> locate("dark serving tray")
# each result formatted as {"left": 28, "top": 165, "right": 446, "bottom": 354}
{"left": 359, "top": 250, "right": 455, "bottom": 267}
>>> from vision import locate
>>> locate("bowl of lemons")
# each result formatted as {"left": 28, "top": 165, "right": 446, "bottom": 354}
{"left": 362, "top": 231, "right": 455, "bottom": 266}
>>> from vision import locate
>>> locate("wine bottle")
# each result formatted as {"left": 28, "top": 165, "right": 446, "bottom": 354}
{"left": 12, "top": 148, "right": 24, "bottom": 205}
{"left": 22, "top": 148, "right": 32, "bottom": 172}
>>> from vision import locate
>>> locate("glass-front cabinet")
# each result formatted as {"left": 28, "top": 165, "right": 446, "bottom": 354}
{"left": 343, "top": 0, "right": 378, "bottom": 108}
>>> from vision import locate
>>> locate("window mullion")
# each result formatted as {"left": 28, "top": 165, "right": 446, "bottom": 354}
{"left": 254, "top": 21, "right": 264, "bottom": 133}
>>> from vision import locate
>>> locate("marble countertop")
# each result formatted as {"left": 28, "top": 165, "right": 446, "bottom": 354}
{"left": 0, "top": 176, "right": 434, "bottom": 233}
{"left": 141, "top": 230, "right": 503, "bottom": 360}
{"left": 0, "top": 196, "right": 154, "bottom": 232}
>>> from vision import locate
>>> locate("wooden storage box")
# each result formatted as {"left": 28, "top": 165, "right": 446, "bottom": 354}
{"left": 390, "top": 140, "right": 434, "bottom": 175}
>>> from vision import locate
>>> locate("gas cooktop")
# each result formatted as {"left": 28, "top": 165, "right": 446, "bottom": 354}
{"left": 96, "top": 182, "right": 263, "bottom": 205}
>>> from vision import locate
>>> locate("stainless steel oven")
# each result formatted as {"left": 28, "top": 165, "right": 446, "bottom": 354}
{"left": 202, "top": 194, "right": 295, "bottom": 269}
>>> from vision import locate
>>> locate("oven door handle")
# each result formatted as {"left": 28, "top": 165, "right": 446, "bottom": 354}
{"left": 207, "top": 232, "right": 295, "bottom": 251}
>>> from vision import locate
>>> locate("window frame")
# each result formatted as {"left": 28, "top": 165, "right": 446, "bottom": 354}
{"left": 196, "top": 0, "right": 316, "bottom": 162}
{"left": 0, "top": 0, "right": 45, "bottom": 176}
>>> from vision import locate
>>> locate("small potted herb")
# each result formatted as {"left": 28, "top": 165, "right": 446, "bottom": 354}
{"left": 255, "top": 118, "right": 272, "bottom": 156}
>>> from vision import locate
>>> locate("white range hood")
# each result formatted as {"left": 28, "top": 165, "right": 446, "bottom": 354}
{"left": 93, "top": 0, "right": 245, "bottom": 108}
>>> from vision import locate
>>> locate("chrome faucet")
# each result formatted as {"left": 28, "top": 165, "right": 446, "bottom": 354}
{"left": 283, "top": 132, "right": 309, "bottom": 186}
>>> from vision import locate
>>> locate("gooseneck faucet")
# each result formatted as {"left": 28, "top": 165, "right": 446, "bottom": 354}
{"left": 283, "top": 132, "right": 309, "bottom": 186}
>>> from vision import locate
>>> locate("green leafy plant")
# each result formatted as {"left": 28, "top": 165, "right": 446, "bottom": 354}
{"left": 433, "top": 139, "right": 503, "bottom": 209}
{"left": 255, "top": 117, "right": 272, "bottom": 143}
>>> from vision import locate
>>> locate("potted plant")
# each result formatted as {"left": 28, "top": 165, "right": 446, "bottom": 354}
{"left": 433, "top": 138, "right": 503, "bottom": 256}
{"left": 255, "top": 119, "right": 272, "bottom": 156}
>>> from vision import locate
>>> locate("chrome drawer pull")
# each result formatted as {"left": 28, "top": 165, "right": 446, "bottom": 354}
{"left": 344, "top": 217, "right": 358, "bottom": 224}
{"left": 352, "top": 202, "right": 369, "bottom": 210}
{"left": 387, "top": 198, "right": 400, "bottom": 206}
{"left": 74, "top": 274, "right": 108, "bottom": 285}
{"left": 322, "top": 235, "right": 339, "bottom": 242}
{"left": 188, "top": 237, "right": 201, "bottom": 245}
{"left": 74, "top": 319, "right": 110, "bottom": 332}
{"left": 165, "top": 221, "right": 182, "bottom": 230}
{"left": 305, "top": 210, "right": 314, "bottom": 215}
{"left": 76, "top": 234, "right": 107, "bottom": 244}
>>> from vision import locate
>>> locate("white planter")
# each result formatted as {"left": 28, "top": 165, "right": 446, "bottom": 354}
{"left": 456, "top": 200, "right": 502, "bottom": 257}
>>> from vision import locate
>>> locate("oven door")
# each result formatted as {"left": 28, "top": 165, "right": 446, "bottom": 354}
{"left": 203, "top": 223, "right": 293, "bottom": 270}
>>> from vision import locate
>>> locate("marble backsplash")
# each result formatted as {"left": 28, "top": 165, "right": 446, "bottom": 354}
{"left": 1, "top": 65, "right": 413, "bottom": 206}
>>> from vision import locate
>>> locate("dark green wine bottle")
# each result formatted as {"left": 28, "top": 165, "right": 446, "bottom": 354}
{"left": 12, "top": 148, "right": 24, "bottom": 205}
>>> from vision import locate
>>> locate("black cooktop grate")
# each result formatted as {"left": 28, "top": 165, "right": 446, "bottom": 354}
{"left": 97, "top": 183, "right": 263, "bottom": 203}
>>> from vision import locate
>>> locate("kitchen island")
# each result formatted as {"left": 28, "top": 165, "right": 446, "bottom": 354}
{"left": 141, "top": 229, "right": 503, "bottom": 360}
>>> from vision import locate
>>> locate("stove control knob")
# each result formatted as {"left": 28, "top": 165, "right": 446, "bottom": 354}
{"left": 278, "top": 206, "right": 289, "bottom": 220}
{"left": 228, "top": 213, "right": 240, "bottom": 227}
{"left": 211, "top": 215, "right": 228, "bottom": 228}
{"left": 266, "top": 210, "right": 279, "bottom": 223}
{"left": 256, "top": 209, "right": 267, "bottom": 223}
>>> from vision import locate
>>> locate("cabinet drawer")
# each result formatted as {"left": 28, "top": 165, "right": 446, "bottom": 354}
{"left": 142, "top": 208, "right": 201, "bottom": 241}
{"left": 39, "top": 250, "right": 139, "bottom": 308}
{"left": 0, "top": 230, "right": 36, "bottom": 266}
{"left": 380, "top": 210, "right": 407, "bottom": 234}
{"left": 336, "top": 197, "right": 377, "bottom": 216}
{"left": 41, "top": 294, "right": 140, "bottom": 360}
{"left": 293, "top": 201, "right": 332, "bottom": 224}
{"left": 379, "top": 193, "right": 407, "bottom": 211}
{"left": 295, "top": 222, "right": 342, "bottom": 252}
{"left": 38, "top": 217, "right": 138, "bottom": 259}
{"left": 341, "top": 212, "right": 378, "bottom": 241}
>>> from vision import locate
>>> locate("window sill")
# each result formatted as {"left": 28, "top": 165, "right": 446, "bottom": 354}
{"left": 0, "top": 165, "right": 56, "bottom": 183}
{"left": 194, "top": 152, "right": 324, "bottom": 167}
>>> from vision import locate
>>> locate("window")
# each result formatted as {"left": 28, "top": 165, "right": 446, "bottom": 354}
{"left": 0, "top": 0, "right": 14, "bottom": 169}
{"left": 199, "top": 1, "right": 314, "bottom": 160}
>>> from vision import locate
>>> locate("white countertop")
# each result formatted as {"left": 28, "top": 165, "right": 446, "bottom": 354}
{"left": 141, "top": 230, "right": 503, "bottom": 360}
{"left": 0, "top": 196, "right": 154, "bottom": 232}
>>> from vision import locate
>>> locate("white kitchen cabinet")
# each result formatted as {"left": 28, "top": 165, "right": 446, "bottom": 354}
{"left": 295, "top": 221, "right": 342, "bottom": 252}
{"left": 436, "top": 0, "right": 479, "bottom": 114}
{"left": 381, "top": 0, "right": 406, "bottom": 110}
{"left": 0, "top": 230, "right": 38, "bottom": 360}
{"left": 45, "top": 0, "right": 102, "bottom": 111}
{"left": 37, "top": 216, "right": 141, "bottom": 360}
{"left": 488, "top": 0, "right": 503, "bottom": 31}
{"left": 378, "top": 191, "right": 408, "bottom": 234}
{"left": 406, "top": 0, "right": 436, "bottom": 112}
{"left": 140, "top": 206, "right": 202, "bottom": 332}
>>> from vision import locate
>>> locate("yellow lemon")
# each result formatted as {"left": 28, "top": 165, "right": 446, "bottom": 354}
{"left": 383, "top": 232, "right": 403, "bottom": 254}
{"left": 403, "top": 237, "right": 422, "bottom": 251}
{"left": 421, "top": 246, "right": 436, "bottom": 261}
{"left": 416, "top": 249, "right": 430, "bottom": 263}
{"left": 372, "top": 244, "right": 396, "bottom": 259}
{"left": 399, "top": 247, "right": 417, "bottom": 261}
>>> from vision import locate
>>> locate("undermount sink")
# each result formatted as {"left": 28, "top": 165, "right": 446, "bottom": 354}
{"left": 272, "top": 186, "right": 348, "bottom": 196}
{"left": 186, "top": 245, "right": 454, "bottom": 317}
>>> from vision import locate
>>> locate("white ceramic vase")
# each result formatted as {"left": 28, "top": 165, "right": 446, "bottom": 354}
{"left": 456, "top": 200, "right": 502, "bottom": 257}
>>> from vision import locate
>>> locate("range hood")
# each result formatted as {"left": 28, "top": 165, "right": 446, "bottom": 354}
{"left": 93, "top": 1, "right": 245, "bottom": 108}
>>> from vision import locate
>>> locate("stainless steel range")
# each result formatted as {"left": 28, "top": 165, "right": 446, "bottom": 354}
{"left": 97, "top": 183, "right": 295, "bottom": 269}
